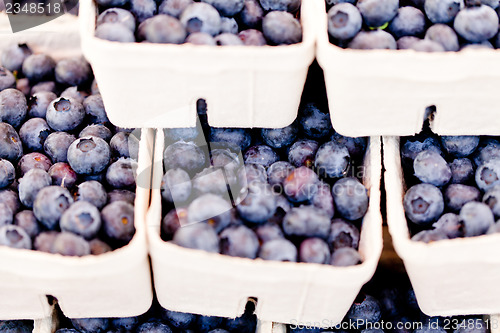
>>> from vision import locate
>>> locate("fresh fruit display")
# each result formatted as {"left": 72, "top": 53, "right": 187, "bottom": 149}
{"left": 401, "top": 125, "right": 500, "bottom": 242}
{"left": 94, "top": 0, "right": 302, "bottom": 45}
{"left": 0, "top": 43, "right": 140, "bottom": 255}
{"left": 160, "top": 99, "right": 369, "bottom": 266}
{"left": 56, "top": 300, "right": 257, "bottom": 333}
{"left": 326, "top": 0, "right": 500, "bottom": 51}
{"left": 287, "top": 269, "right": 490, "bottom": 332}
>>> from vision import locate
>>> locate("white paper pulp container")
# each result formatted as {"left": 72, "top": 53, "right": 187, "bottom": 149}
{"left": 147, "top": 129, "right": 383, "bottom": 325}
{"left": 79, "top": 0, "right": 315, "bottom": 129}
{"left": 315, "top": 0, "right": 500, "bottom": 137}
{"left": 0, "top": 129, "right": 155, "bottom": 320}
{"left": 384, "top": 136, "right": 500, "bottom": 317}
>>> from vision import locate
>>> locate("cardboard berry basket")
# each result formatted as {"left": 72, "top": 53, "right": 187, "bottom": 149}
{"left": 384, "top": 136, "right": 500, "bottom": 317}
{"left": 146, "top": 129, "right": 383, "bottom": 325}
{"left": 315, "top": 0, "right": 500, "bottom": 137}
{"left": 0, "top": 128, "right": 154, "bottom": 320}
{"left": 79, "top": 0, "right": 315, "bottom": 129}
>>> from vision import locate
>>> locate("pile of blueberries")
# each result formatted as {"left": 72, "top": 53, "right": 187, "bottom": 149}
{"left": 402, "top": 128, "right": 500, "bottom": 242}
{"left": 0, "top": 43, "right": 139, "bottom": 255}
{"left": 160, "top": 100, "right": 369, "bottom": 266}
{"left": 326, "top": 0, "right": 500, "bottom": 51}
{"left": 55, "top": 300, "right": 257, "bottom": 333}
{"left": 0, "top": 320, "right": 33, "bottom": 333}
{"left": 288, "top": 269, "right": 488, "bottom": 333}
{"left": 94, "top": 0, "right": 302, "bottom": 45}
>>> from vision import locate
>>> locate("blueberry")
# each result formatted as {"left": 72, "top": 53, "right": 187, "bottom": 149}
{"left": 1, "top": 44, "right": 32, "bottom": 73}
{"left": 187, "top": 193, "right": 231, "bottom": 231}
{"left": 46, "top": 98, "right": 85, "bottom": 132}
{"left": 244, "top": 145, "right": 278, "bottom": 168}
{"left": 60, "top": 87, "right": 89, "bottom": 105}
{"left": 220, "top": 17, "right": 239, "bottom": 34}
{"left": 220, "top": 225, "right": 259, "bottom": 258}
{"left": 210, "top": 148, "right": 241, "bottom": 174}
{"left": 261, "top": 123, "right": 298, "bottom": 149}
{"left": 60, "top": 201, "right": 101, "bottom": 240}
{"left": 432, "top": 213, "right": 463, "bottom": 238}
{"left": 34, "top": 231, "right": 58, "bottom": 252}
{"left": 255, "top": 223, "right": 284, "bottom": 243}
{"left": 441, "top": 136, "right": 480, "bottom": 158}
{"left": 22, "top": 54, "right": 55, "bottom": 82}
{"left": 159, "top": 0, "right": 194, "bottom": 18}
{"left": 299, "top": 237, "right": 330, "bottom": 264}
{"left": 238, "top": 29, "right": 267, "bottom": 45}
{"left": 162, "top": 168, "right": 192, "bottom": 205}
{"left": 424, "top": 24, "right": 460, "bottom": 51}
{"left": 460, "top": 201, "right": 495, "bottom": 237}
{"left": 180, "top": 3, "right": 222, "bottom": 36}
{"left": 0, "top": 159, "right": 15, "bottom": 189}
{"left": 44, "top": 132, "right": 76, "bottom": 163}
{"left": 164, "top": 141, "right": 206, "bottom": 174}
{"left": 311, "top": 182, "right": 334, "bottom": 218}
{"left": 30, "top": 81, "right": 57, "bottom": 95}
{"left": 19, "top": 118, "right": 51, "bottom": 152}
{"left": 346, "top": 294, "right": 382, "bottom": 325}
{"left": 267, "top": 161, "right": 294, "bottom": 188}
{"left": 483, "top": 185, "right": 500, "bottom": 218}
{"left": 0, "top": 320, "right": 33, "bottom": 333}
{"left": 0, "top": 225, "right": 31, "bottom": 249}
{"left": 238, "top": 0, "right": 264, "bottom": 29}
{"left": 208, "top": 330, "right": 230, "bottom": 333}
{"left": 454, "top": 5, "right": 499, "bottom": 42}
{"left": 283, "top": 205, "right": 331, "bottom": 239}
{"left": 328, "top": 3, "right": 363, "bottom": 40}
{"left": 102, "top": 201, "right": 135, "bottom": 243}
{"left": 0, "top": 67, "right": 15, "bottom": 91}
{"left": 299, "top": 103, "right": 332, "bottom": 140}
{"left": 33, "top": 186, "right": 73, "bottom": 229}
{"left": 0, "top": 88, "right": 27, "bottom": 129}
{"left": 214, "top": 33, "right": 245, "bottom": 45}
{"left": 193, "top": 167, "right": 230, "bottom": 195}
{"left": 404, "top": 184, "right": 444, "bottom": 225}
{"left": 411, "top": 229, "right": 449, "bottom": 243}
{"left": 348, "top": 30, "right": 397, "bottom": 49}
{"left": 332, "top": 177, "right": 369, "bottom": 221}
{"left": 0, "top": 189, "right": 20, "bottom": 215}
{"left": 283, "top": 166, "right": 319, "bottom": 203}
{"left": 71, "top": 318, "right": 109, "bottom": 333}
{"left": 425, "top": 0, "right": 464, "bottom": 24}
{"left": 389, "top": 6, "right": 426, "bottom": 38}
{"left": 401, "top": 136, "right": 442, "bottom": 161}
{"left": 475, "top": 159, "right": 500, "bottom": 191}
{"left": 223, "top": 314, "right": 257, "bottom": 333}
{"left": 84, "top": 94, "right": 109, "bottom": 125}
{"left": 481, "top": 0, "right": 500, "bottom": 8}
{"left": 17, "top": 152, "right": 52, "bottom": 176}
{"left": 67, "top": 136, "right": 111, "bottom": 175}
{"left": 202, "top": 0, "right": 244, "bottom": 16}
{"left": 131, "top": 0, "right": 157, "bottom": 22}
{"left": 237, "top": 183, "right": 277, "bottom": 223}
{"left": 14, "top": 210, "right": 39, "bottom": 238}
{"left": 258, "top": 238, "right": 297, "bottom": 261}
{"left": 95, "top": 23, "right": 136, "bottom": 42}
{"left": 95, "top": 0, "right": 129, "bottom": 6}
{"left": 161, "top": 310, "right": 196, "bottom": 330}
{"left": 473, "top": 139, "right": 500, "bottom": 166}
{"left": 89, "top": 238, "right": 112, "bottom": 255}
{"left": 110, "top": 317, "right": 139, "bottom": 331}
{"left": 97, "top": 8, "right": 136, "bottom": 32}
{"left": 238, "top": 163, "right": 267, "bottom": 186}
{"left": 165, "top": 127, "right": 199, "bottom": 142}
{"left": 136, "top": 322, "right": 173, "bottom": 333}
{"left": 288, "top": 139, "right": 319, "bottom": 168}
{"left": 414, "top": 150, "right": 452, "bottom": 186}
{"left": 0, "top": 203, "right": 13, "bottom": 226}
{"left": 79, "top": 125, "right": 113, "bottom": 142}
{"left": 173, "top": 222, "right": 219, "bottom": 252}
{"left": 444, "top": 184, "right": 480, "bottom": 212}
{"left": 52, "top": 232, "right": 91, "bottom": 256}
{"left": 356, "top": 0, "right": 399, "bottom": 27}
{"left": 138, "top": 15, "right": 187, "bottom": 44}
{"left": 28, "top": 91, "right": 57, "bottom": 119}
{"left": 413, "top": 324, "right": 447, "bottom": 333}
{"left": 315, "top": 141, "right": 350, "bottom": 179}
{"left": 108, "top": 189, "right": 136, "bottom": 205}
{"left": 330, "top": 247, "right": 361, "bottom": 266}
{"left": 106, "top": 157, "right": 137, "bottom": 189}
{"left": 262, "top": 11, "right": 302, "bottom": 45}
{"left": 55, "top": 57, "right": 92, "bottom": 87}
{"left": 18, "top": 168, "right": 52, "bottom": 208}
{"left": 197, "top": 316, "right": 224, "bottom": 332}
{"left": 209, "top": 128, "right": 252, "bottom": 152}
{"left": 331, "top": 133, "right": 368, "bottom": 161}
{"left": 162, "top": 208, "right": 187, "bottom": 238}
{"left": 329, "top": 218, "right": 360, "bottom": 250}
{"left": 449, "top": 158, "right": 474, "bottom": 184}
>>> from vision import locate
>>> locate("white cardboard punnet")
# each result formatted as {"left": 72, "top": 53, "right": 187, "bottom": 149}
{"left": 0, "top": 129, "right": 154, "bottom": 320}
{"left": 147, "top": 129, "right": 383, "bottom": 325}
{"left": 79, "top": 0, "right": 315, "bottom": 129}
{"left": 384, "top": 136, "right": 500, "bottom": 316}
{"left": 315, "top": 0, "right": 500, "bottom": 137}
